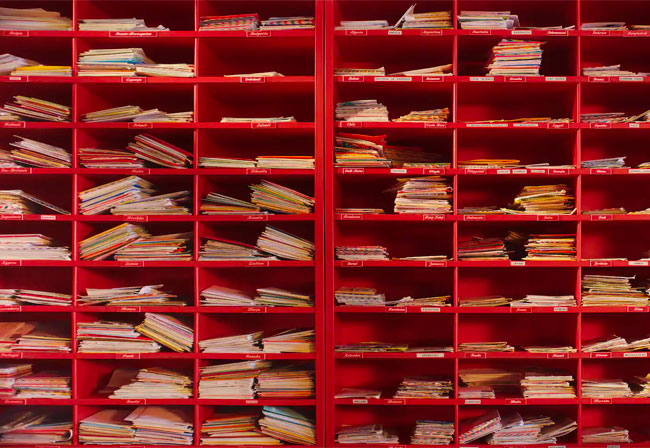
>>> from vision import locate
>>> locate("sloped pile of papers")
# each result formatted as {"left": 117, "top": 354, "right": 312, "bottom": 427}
{"left": 0, "top": 190, "right": 70, "bottom": 215}
{"left": 126, "top": 406, "right": 193, "bottom": 445}
{"left": 392, "top": 108, "right": 449, "bottom": 122}
{"left": 128, "top": 134, "right": 192, "bottom": 168}
{"left": 0, "top": 409, "right": 72, "bottom": 444}
{"left": 199, "top": 237, "right": 274, "bottom": 261}
{"left": 260, "top": 16, "right": 315, "bottom": 30}
{"left": 77, "top": 321, "right": 161, "bottom": 353}
{"left": 582, "top": 426, "right": 631, "bottom": 444}
{"left": 335, "top": 286, "right": 386, "bottom": 306}
{"left": 0, "top": 364, "right": 33, "bottom": 397}
{"left": 583, "top": 64, "right": 649, "bottom": 77}
{"left": 114, "top": 232, "right": 192, "bottom": 261}
{"left": 199, "top": 360, "right": 270, "bottom": 399}
{"left": 200, "top": 285, "right": 256, "bottom": 306}
{"left": 411, "top": 420, "right": 454, "bottom": 445}
{"left": 0, "top": 7, "right": 72, "bottom": 30}
{"left": 79, "top": 409, "right": 135, "bottom": 444}
{"left": 394, "top": 376, "right": 452, "bottom": 399}
{"left": 256, "top": 225, "right": 315, "bottom": 261}
{"left": 582, "top": 379, "right": 632, "bottom": 398}
{"left": 262, "top": 329, "right": 315, "bottom": 353}
{"left": 581, "top": 110, "right": 650, "bottom": 123}
{"left": 78, "top": 223, "right": 149, "bottom": 261}
{"left": 199, "top": 332, "right": 263, "bottom": 353}
{"left": 78, "top": 48, "right": 193, "bottom": 77}
{"left": 523, "top": 234, "right": 576, "bottom": 261}
{"left": 78, "top": 18, "right": 169, "bottom": 31}
{"left": 335, "top": 133, "right": 390, "bottom": 167}
{"left": 0, "top": 233, "right": 70, "bottom": 260}
{"left": 581, "top": 157, "right": 627, "bottom": 168}
{"left": 0, "top": 96, "right": 70, "bottom": 122}
{"left": 0, "top": 289, "right": 71, "bottom": 306}
{"left": 489, "top": 414, "right": 577, "bottom": 445}
{"left": 458, "top": 11, "right": 520, "bottom": 29}
{"left": 487, "top": 39, "right": 545, "bottom": 76}
{"left": 258, "top": 407, "right": 315, "bottom": 445}
{"left": 458, "top": 237, "right": 509, "bottom": 260}
{"left": 582, "top": 274, "right": 649, "bottom": 307}
{"left": 337, "top": 424, "right": 398, "bottom": 444}
{"left": 336, "top": 246, "right": 389, "bottom": 260}
{"left": 395, "top": 7, "right": 452, "bottom": 29}
{"left": 256, "top": 156, "right": 315, "bottom": 170}
{"left": 336, "top": 100, "right": 389, "bottom": 122}
{"left": 3, "top": 322, "right": 71, "bottom": 353}
{"left": 135, "top": 313, "right": 193, "bottom": 352}
{"left": 521, "top": 369, "right": 576, "bottom": 398}
{"left": 111, "top": 191, "right": 191, "bottom": 215}
{"left": 200, "top": 412, "right": 280, "bottom": 446}
{"left": 7, "top": 136, "right": 71, "bottom": 168}
{"left": 508, "top": 184, "right": 575, "bottom": 214}
{"left": 581, "top": 22, "right": 627, "bottom": 31}
{"left": 630, "top": 374, "right": 650, "bottom": 397}
{"left": 104, "top": 367, "right": 192, "bottom": 399}
{"left": 459, "top": 295, "right": 512, "bottom": 307}
{"left": 581, "top": 335, "right": 629, "bottom": 352}
{"left": 0, "top": 54, "right": 71, "bottom": 77}
{"left": 392, "top": 176, "right": 453, "bottom": 214}
{"left": 458, "top": 341, "right": 515, "bottom": 352}
{"left": 256, "top": 287, "right": 312, "bottom": 307}
{"left": 250, "top": 180, "right": 314, "bottom": 214}
{"left": 82, "top": 105, "right": 193, "bottom": 123}
{"left": 200, "top": 192, "right": 262, "bottom": 215}
{"left": 510, "top": 295, "right": 577, "bottom": 307}
{"left": 79, "top": 176, "right": 154, "bottom": 215}
{"left": 79, "top": 285, "right": 182, "bottom": 307}
{"left": 199, "top": 157, "right": 256, "bottom": 168}
{"left": 199, "top": 14, "right": 260, "bottom": 31}
{"left": 79, "top": 148, "right": 144, "bottom": 169}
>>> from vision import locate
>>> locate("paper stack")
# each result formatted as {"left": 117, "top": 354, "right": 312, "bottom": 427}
{"left": 201, "top": 412, "right": 281, "bottom": 445}
{"left": 78, "top": 18, "right": 169, "bottom": 31}
{"left": 458, "top": 237, "right": 509, "bottom": 260}
{"left": 0, "top": 409, "right": 72, "bottom": 445}
{"left": 199, "top": 157, "right": 257, "bottom": 168}
{"left": 524, "top": 345, "right": 577, "bottom": 353}
{"left": 335, "top": 342, "right": 409, "bottom": 353}
{"left": 458, "top": 11, "right": 520, "bottom": 29}
{"left": 581, "top": 22, "right": 627, "bottom": 31}
{"left": 335, "top": 287, "right": 387, "bottom": 306}
{"left": 13, "top": 371, "right": 71, "bottom": 398}
{"left": 79, "top": 409, "right": 135, "bottom": 444}
{"left": 262, "top": 329, "right": 315, "bottom": 353}
{"left": 260, "top": 16, "right": 315, "bottom": 30}
{"left": 336, "top": 424, "right": 399, "bottom": 444}
{"left": 200, "top": 193, "right": 261, "bottom": 215}
{"left": 336, "top": 246, "right": 389, "bottom": 260}
{"left": 114, "top": 232, "right": 193, "bottom": 261}
{"left": 335, "top": 388, "right": 381, "bottom": 399}
{"left": 459, "top": 410, "right": 503, "bottom": 444}
{"left": 487, "top": 39, "right": 545, "bottom": 76}
{"left": 583, "top": 64, "right": 649, "bottom": 77}
{"left": 200, "top": 285, "right": 256, "bottom": 306}
{"left": 199, "top": 14, "right": 260, "bottom": 31}
{"left": 250, "top": 180, "right": 314, "bottom": 214}
{"left": 0, "top": 54, "right": 39, "bottom": 75}
{"left": 582, "top": 379, "right": 632, "bottom": 398}
{"left": 335, "top": 133, "right": 390, "bottom": 167}
{"left": 256, "top": 226, "right": 315, "bottom": 261}
{"left": 77, "top": 321, "right": 161, "bottom": 353}
{"left": 393, "top": 108, "right": 450, "bottom": 122}
{"left": 8, "top": 323, "right": 71, "bottom": 353}
{"left": 582, "top": 274, "right": 649, "bottom": 307}
{"left": 630, "top": 375, "right": 650, "bottom": 396}
{"left": 460, "top": 295, "right": 512, "bottom": 307}
{"left": 334, "top": 67, "right": 386, "bottom": 76}
{"left": 255, "top": 156, "right": 315, "bottom": 170}
{"left": 256, "top": 288, "right": 312, "bottom": 307}
{"left": 200, "top": 237, "right": 274, "bottom": 261}
{"left": 79, "top": 176, "right": 155, "bottom": 215}
{"left": 0, "top": 7, "right": 72, "bottom": 30}
{"left": 78, "top": 223, "right": 149, "bottom": 261}
{"left": 256, "top": 367, "right": 315, "bottom": 398}
{"left": 582, "top": 427, "right": 631, "bottom": 443}
{"left": 523, "top": 234, "right": 576, "bottom": 261}
{"left": 411, "top": 420, "right": 454, "bottom": 445}
{"left": 392, "top": 176, "right": 453, "bottom": 214}
{"left": 106, "top": 367, "right": 192, "bottom": 399}
{"left": 0, "top": 289, "right": 71, "bottom": 306}
{"left": 82, "top": 105, "right": 193, "bottom": 123}
{"left": 79, "top": 148, "right": 145, "bottom": 169}
{"left": 510, "top": 295, "right": 577, "bottom": 307}
{"left": 508, "top": 184, "right": 575, "bottom": 214}
{"left": 0, "top": 364, "right": 32, "bottom": 397}
{"left": 393, "top": 377, "right": 453, "bottom": 399}
{"left": 199, "top": 360, "right": 270, "bottom": 399}
{"left": 458, "top": 341, "right": 515, "bottom": 352}
{"left": 111, "top": 191, "right": 191, "bottom": 215}
{"left": 125, "top": 406, "right": 193, "bottom": 445}
{"left": 199, "top": 332, "right": 263, "bottom": 353}
{"left": 78, "top": 48, "right": 193, "bottom": 77}
{"left": 396, "top": 295, "right": 451, "bottom": 307}
{"left": 459, "top": 385, "right": 495, "bottom": 399}
{"left": 0, "top": 190, "right": 70, "bottom": 215}
{"left": 258, "top": 407, "right": 316, "bottom": 445}
{"left": 582, "top": 157, "right": 627, "bottom": 168}
{"left": 0, "top": 233, "right": 70, "bottom": 260}
{"left": 582, "top": 335, "right": 629, "bottom": 352}
{"left": 78, "top": 285, "right": 182, "bottom": 307}
{"left": 1, "top": 96, "right": 70, "bottom": 122}
{"left": 395, "top": 7, "right": 452, "bottom": 29}
{"left": 128, "top": 134, "right": 192, "bottom": 168}
{"left": 336, "top": 20, "right": 390, "bottom": 30}
{"left": 11, "top": 65, "right": 71, "bottom": 76}
{"left": 135, "top": 313, "right": 193, "bottom": 352}
{"left": 489, "top": 414, "right": 574, "bottom": 445}
{"left": 521, "top": 369, "right": 576, "bottom": 398}
{"left": 335, "top": 100, "right": 389, "bottom": 122}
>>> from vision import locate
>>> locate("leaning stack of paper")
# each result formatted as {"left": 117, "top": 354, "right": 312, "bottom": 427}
{"left": 458, "top": 11, "right": 520, "bottom": 29}
{"left": 336, "top": 424, "right": 398, "bottom": 444}
{"left": 256, "top": 226, "right": 315, "bottom": 260}
{"left": 135, "top": 313, "right": 193, "bottom": 352}
{"left": 79, "top": 148, "right": 145, "bottom": 169}
{"left": 79, "top": 285, "right": 183, "bottom": 307}
{"left": 1, "top": 96, "right": 70, "bottom": 122}
{"left": 200, "top": 237, "right": 274, "bottom": 260}
{"left": 458, "top": 341, "right": 515, "bottom": 352}
{"left": 459, "top": 410, "right": 503, "bottom": 444}
{"left": 510, "top": 295, "right": 577, "bottom": 307}
{"left": 7, "top": 323, "right": 71, "bottom": 353}
{"left": 256, "top": 367, "right": 315, "bottom": 398}
{"left": 255, "top": 156, "right": 315, "bottom": 170}
{"left": 509, "top": 184, "right": 575, "bottom": 214}
{"left": 582, "top": 157, "right": 627, "bottom": 169}
{"left": 581, "top": 22, "right": 627, "bottom": 31}
{"left": 77, "top": 48, "right": 153, "bottom": 76}
{"left": 0, "top": 364, "right": 32, "bottom": 397}
{"left": 200, "top": 193, "right": 261, "bottom": 215}
{"left": 77, "top": 321, "right": 161, "bottom": 353}
{"left": 487, "top": 39, "right": 545, "bottom": 76}
{"left": 0, "top": 7, "right": 72, "bottom": 30}
{"left": 199, "top": 157, "right": 256, "bottom": 168}
{"left": 79, "top": 176, "right": 156, "bottom": 215}
{"left": 411, "top": 420, "right": 454, "bottom": 445}
{"left": 2, "top": 289, "right": 70, "bottom": 306}
{"left": 393, "top": 108, "right": 450, "bottom": 122}
{"left": 0, "top": 234, "right": 70, "bottom": 260}
{"left": 0, "top": 54, "right": 39, "bottom": 75}
{"left": 78, "top": 18, "right": 169, "bottom": 31}
{"left": 110, "top": 191, "right": 191, "bottom": 215}
{"left": 107, "top": 367, "right": 192, "bottom": 399}
{"left": 199, "top": 332, "right": 263, "bottom": 353}
{"left": 200, "top": 285, "right": 256, "bottom": 306}
{"left": 521, "top": 369, "right": 576, "bottom": 398}
{"left": 10, "top": 65, "right": 71, "bottom": 76}
{"left": 336, "top": 100, "right": 389, "bottom": 122}
{"left": 393, "top": 376, "right": 453, "bottom": 399}
{"left": 78, "top": 223, "right": 149, "bottom": 261}
{"left": 630, "top": 374, "right": 650, "bottom": 396}
{"left": 260, "top": 16, "right": 315, "bottom": 30}
{"left": 114, "top": 232, "right": 193, "bottom": 261}
{"left": 582, "top": 274, "right": 649, "bottom": 307}
{"left": 13, "top": 371, "right": 71, "bottom": 398}
{"left": 262, "top": 329, "right": 315, "bottom": 353}
{"left": 9, "top": 135, "right": 72, "bottom": 168}
{"left": 127, "top": 134, "right": 193, "bottom": 168}
{"left": 583, "top": 65, "right": 646, "bottom": 77}
{"left": 581, "top": 335, "right": 628, "bottom": 352}
{"left": 256, "top": 287, "right": 312, "bottom": 307}
{"left": 250, "top": 180, "right": 314, "bottom": 214}
{"left": 393, "top": 176, "right": 453, "bottom": 214}
{"left": 259, "top": 407, "right": 316, "bottom": 445}
{"left": 200, "top": 412, "right": 280, "bottom": 446}
{"left": 79, "top": 409, "right": 135, "bottom": 444}
{"left": 0, "top": 409, "right": 73, "bottom": 445}
{"left": 0, "top": 190, "right": 70, "bottom": 215}
{"left": 582, "top": 379, "right": 632, "bottom": 398}
{"left": 124, "top": 406, "right": 193, "bottom": 445}
{"left": 458, "top": 237, "right": 509, "bottom": 260}
{"left": 82, "top": 106, "right": 193, "bottom": 123}
{"left": 199, "top": 14, "right": 260, "bottom": 31}
{"left": 335, "top": 133, "right": 390, "bottom": 167}
{"left": 199, "top": 360, "right": 270, "bottom": 399}
{"left": 395, "top": 6, "right": 452, "bottom": 29}
{"left": 582, "top": 427, "right": 631, "bottom": 444}
{"left": 335, "top": 286, "right": 387, "bottom": 306}
{"left": 523, "top": 234, "right": 576, "bottom": 260}
{"left": 336, "top": 246, "right": 389, "bottom": 260}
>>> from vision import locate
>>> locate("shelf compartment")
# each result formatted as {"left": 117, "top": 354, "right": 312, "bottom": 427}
{"left": 75, "top": 0, "right": 194, "bottom": 31}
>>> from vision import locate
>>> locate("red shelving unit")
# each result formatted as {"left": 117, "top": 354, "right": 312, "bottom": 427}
{"left": 1, "top": 0, "right": 324, "bottom": 446}
{"left": 325, "top": 0, "right": 650, "bottom": 446}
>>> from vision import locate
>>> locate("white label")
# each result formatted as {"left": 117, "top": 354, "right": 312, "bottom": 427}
{"left": 416, "top": 353, "right": 444, "bottom": 358}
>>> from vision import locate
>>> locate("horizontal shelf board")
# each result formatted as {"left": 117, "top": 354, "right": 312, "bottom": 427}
{"left": 75, "top": 353, "right": 196, "bottom": 359}
{"left": 0, "top": 260, "right": 74, "bottom": 267}
{"left": 335, "top": 261, "right": 580, "bottom": 268}
{"left": 197, "top": 306, "right": 314, "bottom": 314}
{"left": 335, "top": 352, "right": 454, "bottom": 359}
{"left": 197, "top": 261, "right": 315, "bottom": 267}
{"left": 77, "top": 398, "right": 194, "bottom": 405}
{"left": 335, "top": 213, "right": 453, "bottom": 222}
{"left": 76, "top": 261, "right": 194, "bottom": 267}
{"left": 335, "top": 306, "right": 455, "bottom": 314}
{"left": 198, "top": 353, "right": 315, "bottom": 360}
{"left": 334, "top": 398, "right": 578, "bottom": 406}
{"left": 197, "top": 398, "right": 315, "bottom": 406}
{"left": 335, "top": 260, "right": 451, "bottom": 268}
{"left": 77, "top": 215, "right": 195, "bottom": 222}
{"left": 335, "top": 75, "right": 454, "bottom": 83}
{"left": 456, "top": 76, "right": 579, "bottom": 83}
{"left": 336, "top": 121, "right": 451, "bottom": 129}
{"left": 197, "top": 214, "right": 315, "bottom": 222}
{"left": 0, "top": 352, "right": 73, "bottom": 359}
{"left": 76, "top": 306, "right": 197, "bottom": 313}
{"left": 198, "top": 168, "right": 315, "bottom": 175}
